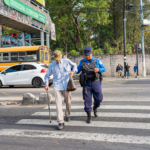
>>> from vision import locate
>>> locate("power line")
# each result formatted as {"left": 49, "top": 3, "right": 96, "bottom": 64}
{"left": 47, "top": 4, "right": 150, "bottom": 14}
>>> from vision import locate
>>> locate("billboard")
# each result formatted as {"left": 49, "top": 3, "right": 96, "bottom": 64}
{"left": 51, "top": 23, "right": 56, "bottom": 41}
{"left": 4, "top": 0, "right": 46, "bottom": 24}
{"left": 36, "top": 0, "right": 45, "bottom": 6}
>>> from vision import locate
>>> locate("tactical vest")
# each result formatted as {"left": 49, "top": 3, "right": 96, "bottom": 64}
{"left": 82, "top": 59, "right": 100, "bottom": 82}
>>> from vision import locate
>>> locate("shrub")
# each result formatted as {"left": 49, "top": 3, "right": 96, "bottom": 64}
{"left": 93, "top": 49, "right": 104, "bottom": 55}
{"left": 68, "top": 50, "right": 79, "bottom": 56}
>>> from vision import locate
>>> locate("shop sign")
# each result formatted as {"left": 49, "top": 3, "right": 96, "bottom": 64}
{"left": 51, "top": 22, "right": 56, "bottom": 41}
{"left": 4, "top": 0, "right": 46, "bottom": 24}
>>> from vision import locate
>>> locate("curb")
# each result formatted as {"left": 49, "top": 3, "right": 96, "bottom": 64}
{"left": 0, "top": 98, "right": 83, "bottom": 106}
{"left": 0, "top": 77, "right": 149, "bottom": 106}
{"left": 74, "top": 77, "right": 150, "bottom": 82}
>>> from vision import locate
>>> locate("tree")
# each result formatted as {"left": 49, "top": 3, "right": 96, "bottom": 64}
{"left": 45, "top": 0, "right": 110, "bottom": 52}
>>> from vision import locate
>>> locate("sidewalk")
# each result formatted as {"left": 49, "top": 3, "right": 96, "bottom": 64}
{"left": 73, "top": 75, "right": 150, "bottom": 82}
{"left": 103, "top": 75, "right": 150, "bottom": 82}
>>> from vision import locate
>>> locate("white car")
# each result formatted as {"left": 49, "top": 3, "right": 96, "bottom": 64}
{"left": 0, "top": 63, "right": 53, "bottom": 88}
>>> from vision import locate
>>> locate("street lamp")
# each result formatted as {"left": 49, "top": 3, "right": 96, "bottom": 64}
{"left": 123, "top": 0, "right": 126, "bottom": 77}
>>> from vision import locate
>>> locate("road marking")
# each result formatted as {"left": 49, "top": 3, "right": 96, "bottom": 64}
{"left": 107, "top": 92, "right": 116, "bottom": 94}
{"left": 0, "top": 92, "right": 10, "bottom": 95}
{"left": 32, "top": 112, "right": 150, "bottom": 118}
{"left": 0, "top": 97, "right": 150, "bottom": 102}
{"left": 16, "top": 119, "right": 150, "bottom": 130}
{"left": 0, "top": 98, "right": 22, "bottom": 100}
{"left": 44, "top": 105, "right": 150, "bottom": 110}
{"left": 0, "top": 129, "right": 150, "bottom": 145}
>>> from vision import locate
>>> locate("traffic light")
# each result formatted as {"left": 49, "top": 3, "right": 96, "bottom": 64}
{"left": 133, "top": 49, "right": 136, "bottom": 53}
{"left": 127, "top": 4, "right": 133, "bottom": 10}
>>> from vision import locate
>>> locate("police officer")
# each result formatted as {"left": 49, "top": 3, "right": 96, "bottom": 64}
{"left": 77, "top": 46, "right": 105, "bottom": 123}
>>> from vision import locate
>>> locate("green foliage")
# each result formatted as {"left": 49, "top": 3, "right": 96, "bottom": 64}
{"left": 45, "top": 0, "right": 110, "bottom": 53}
{"left": 68, "top": 50, "right": 79, "bottom": 56}
{"left": 93, "top": 49, "right": 104, "bottom": 55}
{"left": 45, "top": 0, "right": 150, "bottom": 55}
{"left": 126, "top": 44, "right": 132, "bottom": 54}
{"left": 2, "top": 26, "right": 21, "bottom": 36}
{"left": 54, "top": 48, "right": 64, "bottom": 54}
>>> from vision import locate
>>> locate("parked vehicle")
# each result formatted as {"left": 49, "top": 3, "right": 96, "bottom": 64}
{"left": 0, "top": 63, "right": 53, "bottom": 88}
{"left": 0, "top": 45, "right": 51, "bottom": 72}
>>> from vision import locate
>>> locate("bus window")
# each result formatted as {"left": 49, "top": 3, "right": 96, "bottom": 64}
{"left": 0, "top": 53, "right": 1, "bottom": 62}
{"left": 27, "top": 51, "right": 37, "bottom": 61}
{"left": 11, "top": 52, "right": 18, "bottom": 62}
{"left": 3, "top": 53, "right": 9, "bottom": 62}
{"left": 45, "top": 52, "right": 48, "bottom": 61}
{"left": 18, "top": 52, "right": 26, "bottom": 61}
{"left": 41, "top": 51, "right": 44, "bottom": 62}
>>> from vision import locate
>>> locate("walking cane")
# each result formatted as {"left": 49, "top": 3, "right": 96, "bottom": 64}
{"left": 47, "top": 91, "right": 52, "bottom": 123}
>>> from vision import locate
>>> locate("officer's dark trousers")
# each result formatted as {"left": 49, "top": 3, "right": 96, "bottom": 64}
{"left": 83, "top": 80, "right": 103, "bottom": 112}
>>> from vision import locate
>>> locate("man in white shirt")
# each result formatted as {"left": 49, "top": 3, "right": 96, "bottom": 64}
{"left": 44, "top": 50, "right": 77, "bottom": 130}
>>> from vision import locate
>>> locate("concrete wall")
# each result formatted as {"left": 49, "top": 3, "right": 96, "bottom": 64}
{"left": 68, "top": 54, "right": 150, "bottom": 77}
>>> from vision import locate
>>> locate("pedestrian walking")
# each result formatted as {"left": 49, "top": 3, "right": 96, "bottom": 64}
{"left": 133, "top": 64, "right": 138, "bottom": 78}
{"left": 76, "top": 46, "right": 105, "bottom": 123}
{"left": 44, "top": 50, "right": 77, "bottom": 130}
{"left": 124, "top": 63, "right": 130, "bottom": 79}
{"left": 116, "top": 64, "right": 123, "bottom": 78}
{"left": 63, "top": 52, "right": 68, "bottom": 59}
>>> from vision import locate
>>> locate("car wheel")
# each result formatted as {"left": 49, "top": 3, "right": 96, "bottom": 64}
{"left": 0, "top": 81, "right": 2, "bottom": 88}
{"left": 33, "top": 77, "right": 43, "bottom": 88}
{"left": 9, "top": 85, "right": 14, "bottom": 88}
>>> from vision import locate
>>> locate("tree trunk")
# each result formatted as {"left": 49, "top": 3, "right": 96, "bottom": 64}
{"left": 72, "top": 14, "right": 80, "bottom": 51}
{"left": 113, "top": 0, "right": 117, "bottom": 45}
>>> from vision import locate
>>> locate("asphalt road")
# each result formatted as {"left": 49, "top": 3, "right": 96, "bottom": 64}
{"left": 0, "top": 79, "right": 150, "bottom": 101}
{"left": 0, "top": 80, "right": 150, "bottom": 150}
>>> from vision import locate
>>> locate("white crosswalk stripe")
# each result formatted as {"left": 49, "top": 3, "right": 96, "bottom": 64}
{"left": 32, "top": 112, "right": 150, "bottom": 118}
{"left": 16, "top": 119, "right": 150, "bottom": 130}
{"left": 44, "top": 105, "right": 150, "bottom": 110}
{"left": 0, "top": 129, "right": 150, "bottom": 145}
{"left": 2, "top": 102, "right": 150, "bottom": 145}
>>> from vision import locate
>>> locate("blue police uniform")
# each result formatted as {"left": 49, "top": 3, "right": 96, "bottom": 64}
{"left": 76, "top": 47, "right": 105, "bottom": 122}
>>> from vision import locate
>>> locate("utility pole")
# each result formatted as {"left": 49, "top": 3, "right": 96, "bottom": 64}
{"left": 123, "top": 0, "right": 126, "bottom": 76}
{"left": 140, "top": 0, "right": 146, "bottom": 77}
{"left": 136, "top": 43, "right": 139, "bottom": 76}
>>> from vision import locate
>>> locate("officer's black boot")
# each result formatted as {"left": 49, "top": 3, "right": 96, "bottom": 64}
{"left": 86, "top": 112, "right": 91, "bottom": 123}
{"left": 93, "top": 106, "right": 98, "bottom": 117}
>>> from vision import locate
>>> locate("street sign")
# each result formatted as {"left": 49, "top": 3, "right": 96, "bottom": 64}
{"left": 139, "top": 43, "right": 141, "bottom": 49}
{"left": 51, "top": 23, "right": 56, "bottom": 41}
{"left": 35, "top": 0, "right": 45, "bottom": 6}
{"left": 143, "top": 19, "right": 150, "bottom": 26}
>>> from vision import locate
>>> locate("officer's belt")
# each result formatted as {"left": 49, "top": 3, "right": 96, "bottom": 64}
{"left": 87, "top": 79, "right": 99, "bottom": 82}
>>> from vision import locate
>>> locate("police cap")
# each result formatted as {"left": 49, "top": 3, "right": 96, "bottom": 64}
{"left": 84, "top": 46, "right": 92, "bottom": 56}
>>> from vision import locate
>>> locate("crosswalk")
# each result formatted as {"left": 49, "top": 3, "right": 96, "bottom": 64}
{"left": 1, "top": 101, "right": 150, "bottom": 145}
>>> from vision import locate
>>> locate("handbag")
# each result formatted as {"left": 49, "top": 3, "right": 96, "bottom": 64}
{"left": 67, "top": 78, "right": 77, "bottom": 91}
